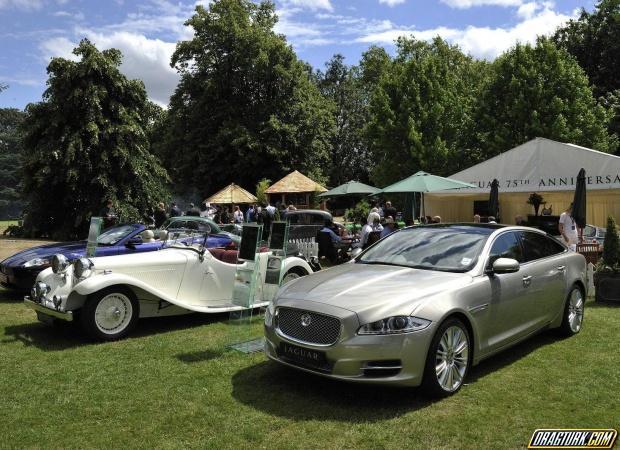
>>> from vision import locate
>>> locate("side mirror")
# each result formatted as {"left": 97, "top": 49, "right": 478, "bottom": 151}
{"left": 126, "top": 236, "right": 143, "bottom": 246}
{"left": 490, "top": 257, "right": 520, "bottom": 274}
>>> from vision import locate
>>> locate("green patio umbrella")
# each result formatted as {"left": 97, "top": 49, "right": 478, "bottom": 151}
{"left": 378, "top": 171, "right": 477, "bottom": 219}
{"left": 318, "top": 181, "right": 381, "bottom": 198}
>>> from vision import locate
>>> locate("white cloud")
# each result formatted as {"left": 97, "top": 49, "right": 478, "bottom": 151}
{"left": 356, "top": 4, "right": 575, "bottom": 60}
{"left": 379, "top": 0, "right": 406, "bottom": 6}
{"left": 39, "top": 32, "right": 178, "bottom": 107}
{"left": 440, "top": 0, "right": 522, "bottom": 8}
{"left": 0, "top": 0, "right": 42, "bottom": 10}
{"left": 517, "top": 1, "right": 539, "bottom": 19}
{"left": 283, "top": 0, "right": 333, "bottom": 12}
{"left": 52, "top": 10, "right": 85, "bottom": 20}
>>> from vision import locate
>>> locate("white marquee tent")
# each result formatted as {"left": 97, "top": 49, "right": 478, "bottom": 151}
{"left": 425, "top": 138, "right": 620, "bottom": 227}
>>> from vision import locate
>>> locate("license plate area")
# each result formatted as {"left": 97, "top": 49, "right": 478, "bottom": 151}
{"left": 278, "top": 342, "right": 332, "bottom": 373}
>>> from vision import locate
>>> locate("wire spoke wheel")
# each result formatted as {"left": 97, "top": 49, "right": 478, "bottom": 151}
{"left": 94, "top": 292, "right": 133, "bottom": 334}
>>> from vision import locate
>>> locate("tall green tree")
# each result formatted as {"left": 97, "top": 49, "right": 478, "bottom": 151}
{"left": 316, "top": 55, "right": 370, "bottom": 186}
{"left": 0, "top": 108, "right": 25, "bottom": 219}
{"left": 365, "top": 37, "right": 485, "bottom": 187}
{"left": 475, "top": 38, "right": 617, "bottom": 157}
{"left": 22, "top": 39, "right": 170, "bottom": 239}
{"left": 158, "top": 0, "right": 334, "bottom": 197}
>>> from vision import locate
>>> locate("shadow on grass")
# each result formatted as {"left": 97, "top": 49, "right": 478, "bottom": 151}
{"left": 176, "top": 349, "right": 225, "bottom": 364}
{"left": 232, "top": 329, "right": 574, "bottom": 421}
{"left": 586, "top": 300, "right": 620, "bottom": 309}
{"left": 2, "top": 312, "right": 229, "bottom": 351}
{"left": 231, "top": 360, "right": 436, "bottom": 422}
{"left": 0, "top": 288, "right": 24, "bottom": 303}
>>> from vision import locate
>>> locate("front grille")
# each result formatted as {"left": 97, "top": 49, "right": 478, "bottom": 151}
{"left": 276, "top": 307, "right": 341, "bottom": 346}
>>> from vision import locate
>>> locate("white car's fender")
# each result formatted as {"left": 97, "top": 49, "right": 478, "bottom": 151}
{"left": 73, "top": 272, "right": 177, "bottom": 304}
{"left": 281, "top": 256, "right": 313, "bottom": 277}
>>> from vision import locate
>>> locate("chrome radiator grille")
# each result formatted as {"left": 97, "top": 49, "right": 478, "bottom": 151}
{"left": 276, "top": 307, "right": 341, "bottom": 346}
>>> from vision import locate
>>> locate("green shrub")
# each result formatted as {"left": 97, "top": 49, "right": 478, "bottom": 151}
{"left": 344, "top": 199, "right": 370, "bottom": 226}
{"left": 600, "top": 216, "right": 620, "bottom": 271}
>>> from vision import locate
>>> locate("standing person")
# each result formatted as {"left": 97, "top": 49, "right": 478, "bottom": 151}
{"left": 261, "top": 203, "right": 272, "bottom": 239}
{"left": 233, "top": 205, "right": 244, "bottom": 224}
{"left": 559, "top": 203, "right": 579, "bottom": 251}
{"left": 487, "top": 216, "right": 497, "bottom": 224}
{"left": 473, "top": 214, "right": 481, "bottom": 223}
{"left": 384, "top": 201, "right": 397, "bottom": 221}
{"left": 360, "top": 212, "right": 383, "bottom": 249}
{"left": 220, "top": 207, "right": 230, "bottom": 224}
{"left": 100, "top": 199, "right": 117, "bottom": 229}
{"left": 186, "top": 203, "right": 200, "bottom": 216}
{"left": 169, "top": 202, "right": 181, "bottom": 218}
{"left": 265, "top": 201, "right": 276, "bottom": 217}
{"left": 154, "top": 202, "right": 168, "bottom": 228}
{"left": 246, "top": 204, "right": 255, "bottom": 222}
{"left": 380, "top": 217, "right": 396, "bottom": 238}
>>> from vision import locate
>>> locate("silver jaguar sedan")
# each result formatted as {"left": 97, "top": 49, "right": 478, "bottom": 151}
{"left": 264, "top": 224, "right": 587, "bottom": 396}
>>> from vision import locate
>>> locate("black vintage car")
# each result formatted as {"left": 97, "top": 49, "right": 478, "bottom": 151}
{"left": 282, "top": 210, "right": 336, "bottom": 240}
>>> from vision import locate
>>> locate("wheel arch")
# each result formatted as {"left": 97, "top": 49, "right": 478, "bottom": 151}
{"left": 441, "top": 311, "right": 477, "bottom": 365}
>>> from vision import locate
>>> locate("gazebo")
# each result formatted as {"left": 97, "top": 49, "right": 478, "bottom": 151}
{"left": 205, "top": 183, "right": 257, "bottom": 205}
{"left": 265, "top": 170, "right": 327, "bottom": 208}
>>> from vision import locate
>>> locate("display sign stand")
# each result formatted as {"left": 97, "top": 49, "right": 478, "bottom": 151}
{"left": 228, "top": 224, "right": 263, "bottom": 354}
{"left": 86, "top": 217, "right": 103, "bottom": 257}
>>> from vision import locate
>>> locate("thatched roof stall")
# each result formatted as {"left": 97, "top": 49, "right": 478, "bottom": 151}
{"left": 265, "top": 170, "right": 327, "bottom": 208}
{"left": 205, "top": 183, "right": 257, "bottom": 205}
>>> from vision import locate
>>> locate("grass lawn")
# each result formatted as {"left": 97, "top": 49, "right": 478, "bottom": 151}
{"left": 1, "top": 286, "right": 619, "bottom": 449}
{"left": 0, "top": 220, "right": 18, "bottom": 235}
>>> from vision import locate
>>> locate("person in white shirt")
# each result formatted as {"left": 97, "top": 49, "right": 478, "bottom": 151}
{"left": 233, "top": 205, "right": 244, "bottom": 224}
{"left": 360, "top": 212, "right": 383, "bottom": 248}
{"left": 558, "top": 203, "right": 580, "bottom": 251}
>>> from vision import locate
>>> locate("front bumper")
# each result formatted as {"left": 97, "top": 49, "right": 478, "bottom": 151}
{"left": 264, "top": 318, "right": 436, "bottom": 387}
{"left": 24, "top": 297, "right": 74, "bottom": 321}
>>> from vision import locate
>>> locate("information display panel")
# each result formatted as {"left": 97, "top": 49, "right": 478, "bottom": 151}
{"left": 86, "top": 217, "right": 103, "bottom": 257}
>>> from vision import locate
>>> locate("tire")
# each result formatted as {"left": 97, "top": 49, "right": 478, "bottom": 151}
{"left": 421, "top": 317, "right": 471, "bottom": 397}
{"left": 80, "top": 287, "right": 139, "bottom": 341}
{"left": 558, "top": 285, "right": 584, "bottom": 337}
{"left": 281, "top": 269, "right": 306, "bottom": 285}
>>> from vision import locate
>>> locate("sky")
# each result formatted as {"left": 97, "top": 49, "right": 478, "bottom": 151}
{"left": 0, "top": 0, "right": 597, "bottom": 110}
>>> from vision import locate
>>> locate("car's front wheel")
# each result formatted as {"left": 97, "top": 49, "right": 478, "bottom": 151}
{"left": 281, "top": 269, "right": 306, "bottom": 285}
{"left": 80, "top": 287, "right": 139, "bottom": 341}
{"left": 422, "top": 318, "right": 471, "bottom": 397}
{"left": 558, "top": 285, "right": 584, "bottom": 336}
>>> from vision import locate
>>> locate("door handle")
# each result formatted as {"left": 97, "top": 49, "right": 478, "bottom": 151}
{"left": 522, "top": 275, "right": 532, "bottom": 287}
{"left": 556, "top": 265, "right": 566, "bottom": 272}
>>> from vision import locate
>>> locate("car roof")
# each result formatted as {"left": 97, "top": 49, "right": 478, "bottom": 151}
{"left": 283, "top": 209, "right": 332, "bottom": 217}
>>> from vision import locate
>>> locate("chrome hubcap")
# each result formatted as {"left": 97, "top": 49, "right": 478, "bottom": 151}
{"left": 435, "top": 326, "right": 469, "bottom": 392}
{"left": 281, "top": 272, "right": 301, "bottom": 285}
{"left": 568, "top": 289, "right": 584, "bottom": 333}
{"left": 94, "top": 293, "right": 133, "bottom": 334}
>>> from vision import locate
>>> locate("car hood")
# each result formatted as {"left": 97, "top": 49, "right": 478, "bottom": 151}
{"left": 276, "top": 262, "right": 472, "bottom": 318}
{"left": 90, "top": 248, "right": 191, "bottom": 271}
{"left": 1, "top": 241, "right": 88, "bottom": 266}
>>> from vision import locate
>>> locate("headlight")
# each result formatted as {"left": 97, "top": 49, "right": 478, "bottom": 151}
{"left": 23, "top": 257, "right": 50, "bottom": 268}
{"left": 34, "top": 281, "right": 49, "bottom": 300}
{"left": 73, "top": 258, "right": 92, "bottom": 279}
{"left": 357, "top": 316, "right": 431, "bottom": 335}
{"left": 51, "top": 254, "right": 70, "bottom": 274}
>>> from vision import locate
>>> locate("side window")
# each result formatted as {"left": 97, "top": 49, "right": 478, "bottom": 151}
{"left": 487, "top": 232, "right": 523, "bottom": 268}
{"left": 286, "top": 214, "right": 299, "bottom": 224}
{"left": 310, "top": 214, "right": 326, "bottom": 225}
{"left": 520, "top": 232, "right": 565, "bottom": 262}
{"left": 168, "top": 220, "right": 183, "bottom": 229}
{"left": 196, "top": 222, "right": 210, "bottom": 232}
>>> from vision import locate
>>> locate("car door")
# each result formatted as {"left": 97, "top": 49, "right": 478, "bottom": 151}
{"left": 479, "top": 231, "right": 530, "bottom": 352}
{"left": 519, "top": 231, "right": 567, "bottom": 324}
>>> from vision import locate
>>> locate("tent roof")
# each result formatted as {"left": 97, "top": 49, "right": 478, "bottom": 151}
{"left": 378, "top": 171, "right": 476, "bottom": 193}
{"left": 318, "top": 180, "right": 381, "bottom": 197}
{"left": 205, "top": 183, "right": 257, "bottom": 204}
{"left": 265, "top": 170, "right": 327, "bottom": 194}
{"left": 439, "top": 138, "right": 620, "bottom": 195}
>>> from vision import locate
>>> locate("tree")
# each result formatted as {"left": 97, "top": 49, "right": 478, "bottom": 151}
{"left": 157, "top": 0, "right": 334, "bottom": 198}
{"left": 21, "top": 39, "right": 170, "bottom": 239}
{"left": 316, "top": 55, "right": 370, "bottom": 186}
{"left": 0, "top": 108, "right": 25, "bottom": 219}
{"left": 474, "top": 38, "right": 617, "bottom": 157}
{"left": 554, "top": 0, "right": 620, "bottom": 99}
{"left": 365, "top": 37, "right": 485, "bottom": 187}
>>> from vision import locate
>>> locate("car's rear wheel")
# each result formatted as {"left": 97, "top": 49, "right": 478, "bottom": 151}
{"left": 559, "top": 285, "right": 584, "bottom": 336}
{"left": 422, "top": 318, "right": 470, "bottom": 397}
{"left": 281, "top": 269, "right": 306, "bottom": 285}
{"left": 80, "top": 287, "right": 139, "bottom": 341}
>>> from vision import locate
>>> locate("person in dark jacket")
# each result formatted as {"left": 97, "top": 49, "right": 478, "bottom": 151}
{"left": 154, "top": 202, "right": 168, "bottom": 228}
{"left": 169, "top": 202, "right": 181, "bottom": 217}
{"left": 186, "top": 203, "right": 201, "bottom": 216}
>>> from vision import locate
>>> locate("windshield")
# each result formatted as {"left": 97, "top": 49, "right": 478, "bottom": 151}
{"left": 358, "top": 225, "right": 492, "bottom": 272}
{"left": 97, "top": 225, "right": 138, "bottom": 245}
{"left": 162, "top": 218, "right": 221, "bottom": 234}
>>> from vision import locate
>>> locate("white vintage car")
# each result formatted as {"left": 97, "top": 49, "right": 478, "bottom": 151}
{"left": 24, "top": 233, "right": 313, "bottom": 340}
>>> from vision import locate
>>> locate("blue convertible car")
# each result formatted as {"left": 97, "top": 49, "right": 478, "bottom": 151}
{"left": 0, "top": 220, "right": 236, "bottom": 292}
